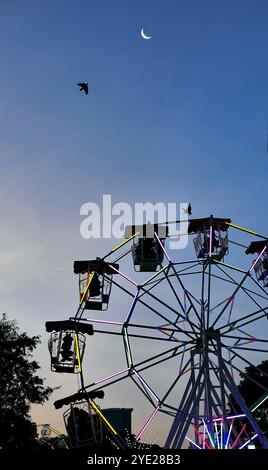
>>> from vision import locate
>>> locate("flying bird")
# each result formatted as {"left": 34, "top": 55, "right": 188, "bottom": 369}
{"left": 183, "top": 203, "right": 192, "bottom": 216}
{"left": 77, "top": 82, "right": 89, "bottom": 95}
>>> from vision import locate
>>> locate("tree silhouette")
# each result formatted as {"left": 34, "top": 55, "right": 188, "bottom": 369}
{"left": 0, "top": 313, "right": 54, "bottom": 449}
{"left": 228, "top": 360, "right": 268, "bottom": 444}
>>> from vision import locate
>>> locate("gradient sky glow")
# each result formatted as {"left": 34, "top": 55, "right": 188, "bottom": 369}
{"left": 1, "top": 0, "right": 268, "bottom": 444}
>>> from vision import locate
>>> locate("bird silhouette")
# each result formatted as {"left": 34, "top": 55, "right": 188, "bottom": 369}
{"left": 77, "top": 82, "right": 89, "bottom": 95}
{"left": 183, "top": 203, "right": 192, "bottom": 216}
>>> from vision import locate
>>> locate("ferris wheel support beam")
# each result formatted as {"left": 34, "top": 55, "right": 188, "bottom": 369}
{"left": 215, "top": 265, "right": 268, "bottom": 316}
{"left": 167, "top": 367, "right": 207, "bottom": 449}
{"left": 223, "top": 347, "right": 268, "bottom": 394}
{"left": 220, "top": 359, "right": 268, "bottom": 448}
{"left": 208, "top": 353, "right": 253, "bottom": 446}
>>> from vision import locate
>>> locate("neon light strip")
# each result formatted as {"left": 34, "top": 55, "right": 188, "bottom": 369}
{"left": 133, "top": 369, "right": 160, "bottom": 402}
{"left": 251, "top": 393, "right": 268, "bottom": 412}
{"left": 135, "top": 406, "right": 159, "bottom": 442}
{"left": 74, "top": 333, "right": 82, "bottom": 372}
{"left": 191, "top": 423, "right": 211, "bottom": 449}
{"left": 230, "top": 423, "right": 247, "bottom": 449}
{"left": 154, "top": 232, "right": 171, "bottom": 262}
{"left": 124, "top": 292, "right": 139, "bottom": 324}
{"left": 202, "top": 419, "right": 215, "bottom": 448}
{"left": 225, "top": 419, "right": 233, "bottom": 449}
{"left": 214, "top": 418, "right": 220, "bottom": 449}
{"left": 48, "top": 426, "right": 69, "bottom": 448}
{"left": 108, "top": 265, "right": 138, "bottom": 286}
{"left": 49, "top": 426, "right": 64, "bottom": 437}
{"left": 239, "top": 433, "right": 258, "bottom": 449}
{"left": 185, "top": 436, "right": 202, "bottom": 449}
{"left": 220, "top": 421, "right": 223, "bottom": 449}
{"left": 210, "top": 296, "right": 232, "bottom": 314}
{"left": 123, "top": 328, "right": 133, "bottom": 366}
{"left": 250, "top": 245, "right": 267, "bottom": 272}
{"left": 89, "top": 400, "right": 118, "bottom": 435}
{"left": 112, "top": 231, "right": 140, "bottom": 252}
{"left": 213, "top": 413, "right": 246, "bottom": 422}
{"left": 141, "top": 265, "right": 169, "bottom": 287}
{"left": 80, "top": 272, "right": 95, "bottom": 304}
{"left": 212, "top": 259, "right": 247, "bottom": 274}
{"left": 225, "top": 222, "right": 258, "bottom": 236}
{"left": 94, "top": 367, "right": 130, "bottom": 385}
{"left": 85, "top": 318, "right": 123, "bottom": 326}
{"left": 209, "top": 224, "right": 213, "bottom": 257}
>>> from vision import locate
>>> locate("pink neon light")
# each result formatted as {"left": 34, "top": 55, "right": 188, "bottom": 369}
{"left": 213, "top": 414, "right": 246, "bottom": 422}
{"left": 85, "top": 318, "right": 123, "bottom": 326}
{"left": 108, "top": 264, "right": 138, "bottom": 286}
{"left": 191, "top": 423, "right": 211, "bottom": 449}
{"left": 133, "top": 369, "right": 159, "bottom": 402}
{"left": 227, "top": 413, "right": 246, "bottom": 420}
{"left": 231, "top": 423, "right": 247, "bottom": 449}
{"left": 250, "top": 245, "right": 267, "bottom": 272}
{"left": 94, "top": 368, "right": 130, "bottom": 385}
{"left": 154, "top": 232, "right": 171, "bottom": 262}
{"left": 135, "top": 406, "right": 159, "bottom": 441}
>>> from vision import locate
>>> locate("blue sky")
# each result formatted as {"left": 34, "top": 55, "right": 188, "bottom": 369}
{"left": 1, "top": 0, "right": 268, "bottom": 443}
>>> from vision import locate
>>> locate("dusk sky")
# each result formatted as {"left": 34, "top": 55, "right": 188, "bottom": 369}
{"left": 1, "top": 0, "right": 268, "bottom": 444}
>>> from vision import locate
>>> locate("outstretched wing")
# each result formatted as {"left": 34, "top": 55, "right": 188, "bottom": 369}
{"left": 77, "top": 82, "right": 84, "bottom": 87}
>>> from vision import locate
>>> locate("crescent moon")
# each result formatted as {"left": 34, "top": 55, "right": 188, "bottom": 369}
{"left": 141, "top": 28, "right": 152, "bottom": 40}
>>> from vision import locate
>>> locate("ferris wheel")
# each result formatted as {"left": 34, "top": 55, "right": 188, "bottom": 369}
{"left": 46, "top": 215, "right": 268, "bottom": 450}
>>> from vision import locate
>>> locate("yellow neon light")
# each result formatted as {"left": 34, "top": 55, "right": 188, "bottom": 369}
{"left": 80, "top": 272, "right": 95, "bottom": 305}
{"left": 74, "top": 333, "right": 82, "bottom": 372}
{"left": 111, "top": 231, "right": 140, "bottom": 252}
{"left": 89, "top": 400, "right": 118, "bottom": 435}
{"left": 48, "top": 426, "right": 61, "bottom": 436}
{"left": 225, "top": 222, "right": 258, "bottom": 236}
{"left": 48, "top": 426, "right": 69, "bottom": 448}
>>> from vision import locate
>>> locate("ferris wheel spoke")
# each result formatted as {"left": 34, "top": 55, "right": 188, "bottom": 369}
{"left": 219, "top": 305, "right": 268, "bottom": 334}
{"left": 210, "top": 243, "right": 268, "bottom": 329}
{"left": 160, "top": 355, "right": 193, "bottom": 404}
{"left": 214, "top": 265, "right": 268, "bottom": 326}
{"left": 211, "top": 273, "right": 253, "bottom": 329}
{"left": 229, "top": 345, "right": 268, "bottom": 353}
{"left": 249, "top": 273, "right": 268, "bottom": 298}
{"left": 140, "top": 262, "right": 197, "bottom": 332}
{"left": 132, "top": 369, "right": 160, "bottom": 404}
{"left": 109, "top": 276, "right": 197, "bottom": 340}
{"left": 138, "top": 282, "right": 200, "bottom": 333}
{"left": 205, "top": 269, "right": 268, "bottom": 301}
{"left": 222, "top": 333, "right": 268, "bottom": 346}
{"left": 221, "top": 349, "right": 268, "bottom": 395}
{"left": 132, "top": 344, "right": 194, "bottom": 376}
{"left": 169, "top": 264, "right": 202, "bottom": 325}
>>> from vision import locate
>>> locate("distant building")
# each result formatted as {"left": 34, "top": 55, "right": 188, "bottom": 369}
{"left": 102, "top": 408, "right": 133, "bottom": 436}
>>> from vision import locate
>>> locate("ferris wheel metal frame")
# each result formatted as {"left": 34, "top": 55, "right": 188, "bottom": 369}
{"left": 47, "top": 215, "right": 268, "bottom": 450}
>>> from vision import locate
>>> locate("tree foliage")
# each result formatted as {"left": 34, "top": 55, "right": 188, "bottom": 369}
{"left": 0, "top": 313, "right": 54, "bottom": 448}
{"left": 228, "top": 360, "right": 268, "bottom": 442}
